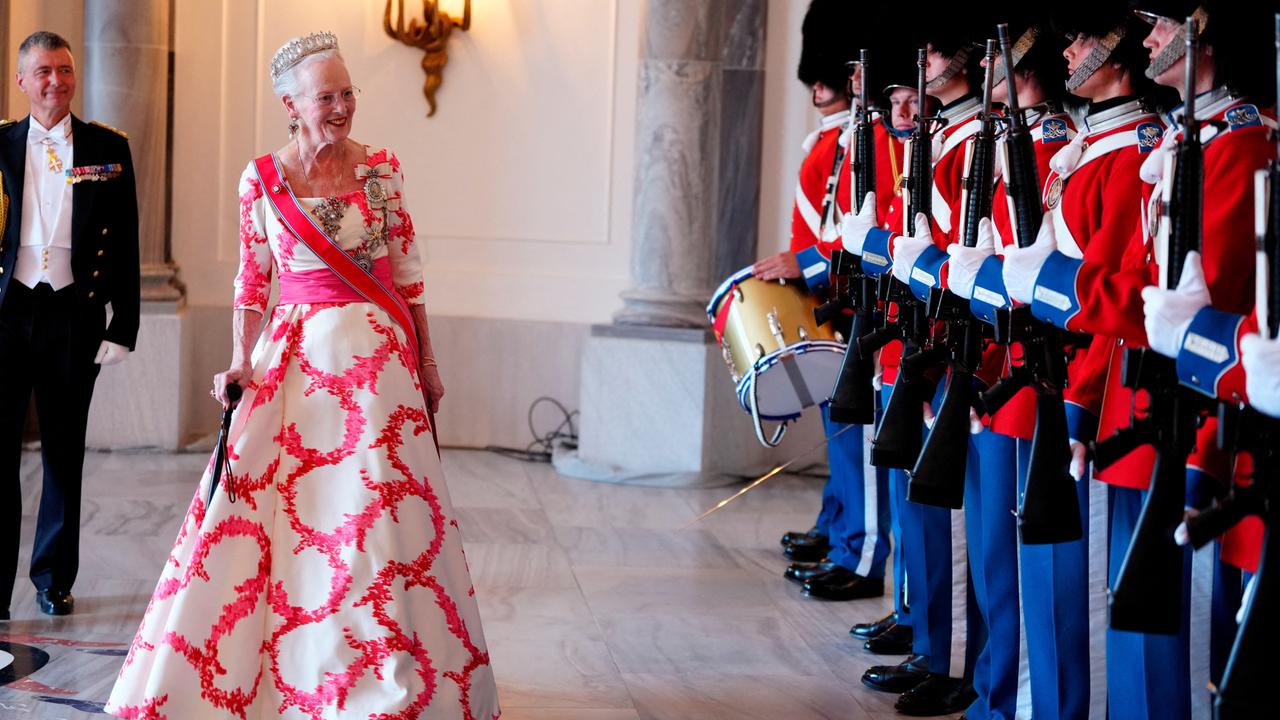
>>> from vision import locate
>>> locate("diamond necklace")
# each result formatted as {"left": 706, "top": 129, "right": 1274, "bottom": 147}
{"left": 300, "top": 143, "right": 349, "bottom": 238}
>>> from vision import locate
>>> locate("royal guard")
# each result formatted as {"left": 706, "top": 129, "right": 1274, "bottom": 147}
{"left": 951, "top": 4, "right": 1163, "bottom": 718}
{"left": 839, "top": 43, "right": 925, "bottom": 659}
{"left": 846, "top": 9, "right": 990, "bottom": 716}
{"left": 757, "top": 0, "right": 892, "bottom": 604}
{"left": 1003, "top": 2, "right": 1278, "bottom": 717}
{"left": 939, "top": 7, "right": 1078, "bottom": 718}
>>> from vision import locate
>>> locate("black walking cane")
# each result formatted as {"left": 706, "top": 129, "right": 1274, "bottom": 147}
{"left": 208, "top": 383, "right": 242, "bottom": 505}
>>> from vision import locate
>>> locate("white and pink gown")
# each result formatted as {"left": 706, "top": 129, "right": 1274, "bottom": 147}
{"left": 106, "top": 148, "right": 499, "bottom": 720}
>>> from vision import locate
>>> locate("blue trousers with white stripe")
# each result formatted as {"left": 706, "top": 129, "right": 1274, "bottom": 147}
{"left": 889, "top": 383, "right": 982, "bottom": 676}
{"left": 822, "top": 405, "right": 891, "bottom": 579}
{"left": 1107, "top": 485, "right": 1192, "bottom": 720}
{"left": 1017, "top": 441, "right": 1094, "bottom": 720}
{"left": 965, "top": 431, "right": 1023, "bottom": 720}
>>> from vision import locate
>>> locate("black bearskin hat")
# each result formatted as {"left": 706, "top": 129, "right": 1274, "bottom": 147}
{"left": 797, "top": 0, "right": 860, "bottom": 92}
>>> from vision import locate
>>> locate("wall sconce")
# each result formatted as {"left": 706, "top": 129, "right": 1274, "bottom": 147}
{"left": 383, "top": 0, "right": 472, "bottom": 117}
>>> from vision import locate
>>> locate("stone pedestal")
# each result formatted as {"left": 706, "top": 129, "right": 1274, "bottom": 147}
{"left": 86, "top": 302, "right": 193, "bottom": 450}
{"left": 562, "top": 1, "right": 774, "bottom": 486}
{"left": 553, "top": 325, "right": 824, "bottom": 487}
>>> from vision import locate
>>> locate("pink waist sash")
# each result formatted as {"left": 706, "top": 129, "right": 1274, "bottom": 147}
{"left": 278, "top": 257, "right": 394, "bottom": 305}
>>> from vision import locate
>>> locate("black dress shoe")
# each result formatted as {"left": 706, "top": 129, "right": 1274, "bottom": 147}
{"left": 861, "top": 654, "right": 930, "bottom": 693}
{"left": 894, "top": 675, "right": 976, "bottom": 717}
{"left": 850, "top": 611, "right": 898, "bottom": 639}
{"left": 0, "top": 607, "right": 9, "bottom": 621}
{"left": 783, "top": 534, "right": 831, "bottom": 563}
{"left": 36, "top": 589, "right": 74, "bottom": 616}
{"left": 780, "top": 528, "right": 826, "bottom": 548}
{"left": 784, "top": 561, "right": 837, "bottom": 584}
{"left": 802, "top": 566, "right": 884, "bottom": 600}
{"left": 863, "top": 622, "right": 913, "bottom": 654}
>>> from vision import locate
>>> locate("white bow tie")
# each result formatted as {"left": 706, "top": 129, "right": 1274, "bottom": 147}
{"left": 29, "top": 121, "right": 70, "bottom": 146}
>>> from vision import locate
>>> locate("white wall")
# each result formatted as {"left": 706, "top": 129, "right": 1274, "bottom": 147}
{"left": 758, "top": 0, "right": 814, "bottom": 257}
{"left": 174, "top": 0, "right": 641, "bottom": 325}
{"left": 5, "top": 0, "right": 83, "bottom": 119}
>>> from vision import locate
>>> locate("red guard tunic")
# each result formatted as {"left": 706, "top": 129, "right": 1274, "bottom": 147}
{"left": 1029, "top": 90, "right": 1277, "bottom": 497}
{"left": 876, "top": 96, "right": 984, "bottom": 384}
{"left": 791, "top": 110, "right": 851, "bottom": 293}
{"left": 1013, "top": 100, "right": 1162, "bottom": 445}
{"left": 978, "top": 111, "right": 1078, "bottom": 439}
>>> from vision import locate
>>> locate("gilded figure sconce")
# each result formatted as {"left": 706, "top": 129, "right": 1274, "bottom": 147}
{"left": 383, "top": 0, "right": 472, "bottom": 117}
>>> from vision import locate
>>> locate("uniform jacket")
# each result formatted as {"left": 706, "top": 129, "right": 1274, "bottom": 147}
{"left": 1029, "top": 90, "right": 1276, "bottom": 490}
{"left": 0, "top": 115, "right": 140, "bottom": 349}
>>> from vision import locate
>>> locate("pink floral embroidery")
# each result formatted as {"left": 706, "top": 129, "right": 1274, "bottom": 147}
{"left": 234, "top": 177, "right": 272, "bottom": 312}
{"left": 111, "top": 159, "right": 496, "bottom": 719}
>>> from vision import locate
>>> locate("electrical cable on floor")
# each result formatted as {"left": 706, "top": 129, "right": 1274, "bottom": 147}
{"left": 484, "top": 396, "right": 579, "bottom": 463}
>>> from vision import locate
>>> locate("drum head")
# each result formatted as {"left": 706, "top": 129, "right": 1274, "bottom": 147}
{"left": 737, "top": 342, "right": 845, "bottom": 421}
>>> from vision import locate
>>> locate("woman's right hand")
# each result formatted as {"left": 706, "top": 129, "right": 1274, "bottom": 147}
{"left": 213, "top": 363, "right": 252, "bottom": 407}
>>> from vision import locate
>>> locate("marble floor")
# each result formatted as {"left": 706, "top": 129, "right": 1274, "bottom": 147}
{"left": 0, "top": 449, "right": 947, "bottom": 720}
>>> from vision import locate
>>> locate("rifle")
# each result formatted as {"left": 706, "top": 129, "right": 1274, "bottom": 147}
{"left": 1091, "top": 17, "right": 1211, "bottom": 635}
{"left": 1185, "top": 17, "right": 1280, "bottom": 718}
{"left": 973, "top": 23, "right": 1087, "bottom": 543}
{"left": 869, "top": 48, "right": 948, "bottom": 469}
{"left": 822, "top": 49, "right": 879, "bottom": 426}
{"left": 906, "top": 39, "right": 999, "bottom": 509}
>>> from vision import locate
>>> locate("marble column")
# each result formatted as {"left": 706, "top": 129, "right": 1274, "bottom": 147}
{"left": 615, "top": 0, "right": 766, "bottom": 328}
{"left": 82, "top": 0, "right": 195, "bottom": 450}
{"left": 557, "top": 0, "right": 826, "bottom": 487}
{"left": 83, "top": 0, "right": 182, "bottom": 303}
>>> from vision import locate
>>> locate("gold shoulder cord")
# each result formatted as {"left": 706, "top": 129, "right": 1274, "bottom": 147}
{"left": 0, "top": 170, "right": 8, "bottom": 233}
{"left": 90, "top": 120, "right": 129, "bottom": 138}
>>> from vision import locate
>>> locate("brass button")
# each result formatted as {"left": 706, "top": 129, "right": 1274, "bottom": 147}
{"left": 88, "top": 291, "right": 95, "bottom": 297}
{"left": 41, "top": 264, "right": 47, "bottom": 270}
{"left": 97, "top": 249, "right": 104, "bottom": 256}
{"left": 101, "top": 228, "right": 109, "bottom": 236}
{"left": 0, "top": 267, "right": 5, "bottom": 274}
{"left": 92, "top": 270, "right": 100, "bottom": 277}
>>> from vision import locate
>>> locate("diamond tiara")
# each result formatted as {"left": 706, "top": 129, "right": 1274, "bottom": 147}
{"left": 270, "top": 31, "right": 340, "bottom": 81}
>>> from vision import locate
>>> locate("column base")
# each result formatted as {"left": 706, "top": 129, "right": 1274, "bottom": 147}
{"left": 86, "top": 303, "right": 194, "bottom": 450}
{"left": 552, "top": 324, "right": 825, "bottom": 488}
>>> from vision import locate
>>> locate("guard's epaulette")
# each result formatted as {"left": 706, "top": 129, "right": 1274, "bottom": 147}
{"left": 0, "top": 119, "right": 15, "bottom": 128}
{"left": 1137, "top": 122, "right": 1163, "bottom": 153}
{"left": 1224, "top": 104, "right": 1263, "bottom": 132}
{"left": 90, "top": 120, "right": 128, "bottom": 138}
{"left": 1040, "top": 117, "right": 1070, "bottom": 144}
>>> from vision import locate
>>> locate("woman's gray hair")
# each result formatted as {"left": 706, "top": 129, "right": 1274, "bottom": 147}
{"left": 271, "top": 49, "right": 343, "bottom": 99}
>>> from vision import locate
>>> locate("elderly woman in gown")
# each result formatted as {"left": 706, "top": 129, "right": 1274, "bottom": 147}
{"left": 105, "top": 32, "right": 499, "bottom": 720}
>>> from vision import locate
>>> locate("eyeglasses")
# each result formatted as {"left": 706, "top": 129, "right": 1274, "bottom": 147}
{"left": 307, "top": 86, "right": 361, "bottom": 108}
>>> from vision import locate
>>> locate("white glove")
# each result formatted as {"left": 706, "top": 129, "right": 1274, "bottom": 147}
{"left": 946, "top": 217, "right": 997, "bottom": 300}
{"left": 95, "top": 340, "right": 129, "bottom": 366}
{"left": 841, "top": 192, "right": 878, "bottom": 256}
{"left": 1237, "top": 574, "right": 1257, "bottom": 624}
{"left": 1069, "top": 440, "right": 1087, "bottom": 481}
{"left": 891, "top": 213, "right": 935, "bottom": 284}
{"left": 1241, "top": 331, "right": 1280, "bottom": 418}
{"left": 1002, "top": 215, "right": 1058, "bottom": 305}
{"left": 1140, "top": 251, "right": 1210, "bottom": 358}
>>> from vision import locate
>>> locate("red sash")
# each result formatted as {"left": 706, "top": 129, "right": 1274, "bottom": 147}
{"left": 253, "top": 154, "right": 418, "bottom": 350}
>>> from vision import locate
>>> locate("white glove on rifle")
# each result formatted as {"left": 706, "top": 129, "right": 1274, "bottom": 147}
{"left": 1242, "top": 331, "right": 1280, "bottom": 418}
{"left": 946, "top": 217, "right": 997, "bottom": 300}
{"left": 891, "top": 213, "right": 936, "bottom": 284}
{"left": 1002, "top": 214, "right": 1058, "bottom": 305}
{"left": 1140, "top": 251, "right": 1210, "bottom": 358}
{"left": 841, "top": 192, "right": 878, "bottom": 256}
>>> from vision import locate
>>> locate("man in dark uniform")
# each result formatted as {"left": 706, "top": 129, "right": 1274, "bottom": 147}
{"left": 0, "top": 31, "right": 139, "bottom": 619}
